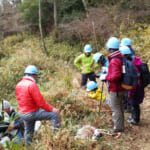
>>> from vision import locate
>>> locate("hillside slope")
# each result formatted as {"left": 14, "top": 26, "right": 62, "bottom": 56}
{"left": 0, "top": 3, "right": 150, "bottom": 149}
{"left": 0, "top": 31, "right": 150, "bottom": 149}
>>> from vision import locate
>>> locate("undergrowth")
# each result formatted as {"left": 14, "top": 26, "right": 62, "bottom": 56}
{"left": 0, "top": 23, "right": 150, "bottom": 149}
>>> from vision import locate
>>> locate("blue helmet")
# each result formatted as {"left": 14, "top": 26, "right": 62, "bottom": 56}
{"left": 84, "top": 44, "right": 92, "bottom": 53}
{"left": 24, "top": 65, "right": 38, "bottom": 75}
{"left": 93, "top": 53, "right": 102, "bottom": 63}
{"left": 121, "top": 38, "right": 132, "bottom": 46}
{"left": 106, "top": 37, "right": 119, "bottom": 49}
{"left": 86, "top": 81, "right": 97, "bottom": 92}
{"left": 119, "top": 46, "right": 131, "bottom": 55}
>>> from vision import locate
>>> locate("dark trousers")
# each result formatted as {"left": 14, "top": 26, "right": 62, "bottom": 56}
{"left": 81, "top": 72, "right": 96, "bottom": 87}
{"left": 0, "top": 122, "right": 9, "bottom": 133}
{"left": 123, "top": 91, "right": 131, "bottom": 112}
{"left": 131, "top": 104, "right": 140, "bottom": 123}
{"left": 22, "top": 109, "right": 61, "bottom": 145}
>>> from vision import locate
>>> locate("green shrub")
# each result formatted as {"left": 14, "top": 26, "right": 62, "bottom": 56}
{"left": 61, "top": 11, "right": 86, "bottom": 24}
{"left": 60, "top": 0, "right": 84, "bottom": 14}
{"left": 3, "top": 34, "right": 24, "bottom": 46}
{"left": 19, "top": 0, "right": 53, "bottom": 32}
{"left": 46, "top": 36, "right": 82, "bottom": 63}
{"left": 0, "top": 64, "right": 24, "bottom": 99}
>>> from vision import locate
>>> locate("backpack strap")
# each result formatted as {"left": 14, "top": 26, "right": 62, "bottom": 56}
{"left": 112, "top": 56, "right": 122, "bottom": 61}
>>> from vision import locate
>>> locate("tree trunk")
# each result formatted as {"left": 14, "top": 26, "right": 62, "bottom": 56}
{"left": 53, "top": 0, "right": 57, "bottom": 27}
{"left": 1, "top": 0, "right": 4, "bottom": 12}
{"left": 39, "top": 0, "right": 48, "bottom": 55}
{"left": 82, "top": 0, "right": 89, "bottom": 17}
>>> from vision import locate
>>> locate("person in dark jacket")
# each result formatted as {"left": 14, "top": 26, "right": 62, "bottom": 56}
{"left": 120, "top": 38, "right": 135, "bottom": 56}
{"left": 0, "top": 115, "right": 10, "bottom": 145}
{"left": 0, "top": 115, "right": 9, "bottom": 134}
{"left": 3, "top": 100, "right": 24, "bottom": 143}
{"left": 120, "top": 38, "right": 135, "bottom": 112}
{"left": 120, "top": 46, "right": 144, "bottom": 125}
{"left": 100, "top": 37, "right": 125, "bottom": 133}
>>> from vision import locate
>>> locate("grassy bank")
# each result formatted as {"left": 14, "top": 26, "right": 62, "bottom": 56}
{"left": 0, "top": 24, "right": 150, "bottom": 149}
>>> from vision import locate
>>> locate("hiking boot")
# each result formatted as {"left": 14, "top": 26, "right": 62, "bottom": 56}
{"left": 130, "top": 119, "right": 139, "bottom": 125}
{"left": 81, "top": 85, "right": 86, "bottom": 89}
{"left": 124, "top": 109, "right": 131, "bottom": 113}
{"left": 127, "top": 115, "right": 133, "bottom": 123}
{"left": 113, "top": 129, "right": 124, "bottom": 133}
{"left": 127, "top": 115, "right": 132, "bottom": 120}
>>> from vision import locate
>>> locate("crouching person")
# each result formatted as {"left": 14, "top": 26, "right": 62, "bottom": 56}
{"left": 86, "top": 81, "right": 111, "bottom": 107}
{"left": 0, "top": 114, "right": 9, "bottom": 137}
{"left": 15, "top": 65, "right": 61, "bottom": 146}
{"left": 2, "top": 100, "right": 24, "bottom": 143}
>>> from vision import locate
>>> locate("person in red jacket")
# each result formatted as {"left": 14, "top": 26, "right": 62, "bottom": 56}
{"left": 15, "top": 65, "right": 61, "bottom": 145}
{"left": 100, "top": 37, "right": 125, "bottom": 133}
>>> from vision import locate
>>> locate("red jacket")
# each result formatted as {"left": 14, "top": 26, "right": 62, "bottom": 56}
{"left": 15, "top": 77, "right": 53, "bottom": 113}
{"left": 106, "top": 50, "right": 124, "bottom": 92}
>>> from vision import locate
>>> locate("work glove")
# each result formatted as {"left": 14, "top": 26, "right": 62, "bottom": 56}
{"left": 91, "top": 65, "right": 94, "bottom": 69}
{"left": 81, "top": 66, "right": 85, "bottom": 70}
{"left": 101, "top": 67, "right": 108, "bottom": 73}
{"left": 100, "top": 74, "right": 107, "bottom": 81}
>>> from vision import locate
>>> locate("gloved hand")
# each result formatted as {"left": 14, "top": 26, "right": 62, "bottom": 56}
{"left": 101, "top": 67, "right": 108, "bottom": 73}
{"left": 100, "top": 74, "right": 107, "bottom": 81}
{"left": 81, "top": 66, "right": 85, "bottom": 70}
{"left": 91, "top": 65, "right": 94, "bottom": 69}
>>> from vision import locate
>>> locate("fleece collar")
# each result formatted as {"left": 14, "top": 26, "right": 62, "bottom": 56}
{"left": 108, "top": 50, "right": 123, "bottom": 61}
{"left": 23, "top": 76, "right": 36, "bottom": 82}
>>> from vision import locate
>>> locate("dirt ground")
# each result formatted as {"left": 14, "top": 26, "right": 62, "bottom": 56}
{"left": 132, "top": 85, "right": 150, "bottom": 150}
{"left": 72, "top": 75, "right": 150, "bottom": 150}
{"left": 98, "top": 82, "right": 150, "bottom": 150}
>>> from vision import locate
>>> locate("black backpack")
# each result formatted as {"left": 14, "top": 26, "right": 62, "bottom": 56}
{"left": 112, "top": 56, "right": 139, "bottom": 90}
{"left": 138, "top": 62, "right": 150, "bottom": 88}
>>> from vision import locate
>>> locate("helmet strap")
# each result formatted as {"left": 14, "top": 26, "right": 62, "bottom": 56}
{"left": 93, "top": 87, "right": 98, "bottom": 92}
{"left": 24, "top": 73, "right": 32, "bottom": 76}
{"left": 108, "top": 48, "right": 118, "bottom": 53}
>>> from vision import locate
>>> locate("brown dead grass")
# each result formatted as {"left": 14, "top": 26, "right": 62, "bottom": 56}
{"left": 0, "top": 7, "right": 25, "bottom": 37}
{"left": 38, "top": 75, "right": 150, "bottom": 150}
{"left": 56, "top": 6, "right": 150, "bottom": 49}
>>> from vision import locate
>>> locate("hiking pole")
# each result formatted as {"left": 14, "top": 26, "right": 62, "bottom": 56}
{"left": 99, "top": 81, "right": 104, "bottom": 115}
{"left": 1, "top": 100, "right": 4, "bottom": 122}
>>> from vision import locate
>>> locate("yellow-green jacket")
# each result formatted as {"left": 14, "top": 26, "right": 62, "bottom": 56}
{"left": 88, "top": 88, "right": 106, "bottom": 101}
{"left": 74, "top": 53, "right": 98, "bottom": 74}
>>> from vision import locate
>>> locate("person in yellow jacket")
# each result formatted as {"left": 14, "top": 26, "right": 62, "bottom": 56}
{"left": 74, "top": 44, "right": 98, "bottom": 87}
{"left": 86, "top": 81, "right": 111, "bottom": 107}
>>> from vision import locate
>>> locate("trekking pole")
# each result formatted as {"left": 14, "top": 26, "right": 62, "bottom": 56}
{"left": 1, "top": 100, "right": 4, "bottom": 122}
{"left": 99, "top": 81, "right": 104, "bottom": 115}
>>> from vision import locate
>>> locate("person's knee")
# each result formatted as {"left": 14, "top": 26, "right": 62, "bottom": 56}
{"left": 51, "top": 113, "right": 60, "bottom": 121}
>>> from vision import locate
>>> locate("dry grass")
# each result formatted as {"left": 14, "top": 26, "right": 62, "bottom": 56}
{"left": 1, "top": 23, "right": 150, "bottom": 149}
{"left": 55, "top": 4, "right": 150, "bottom": 50}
